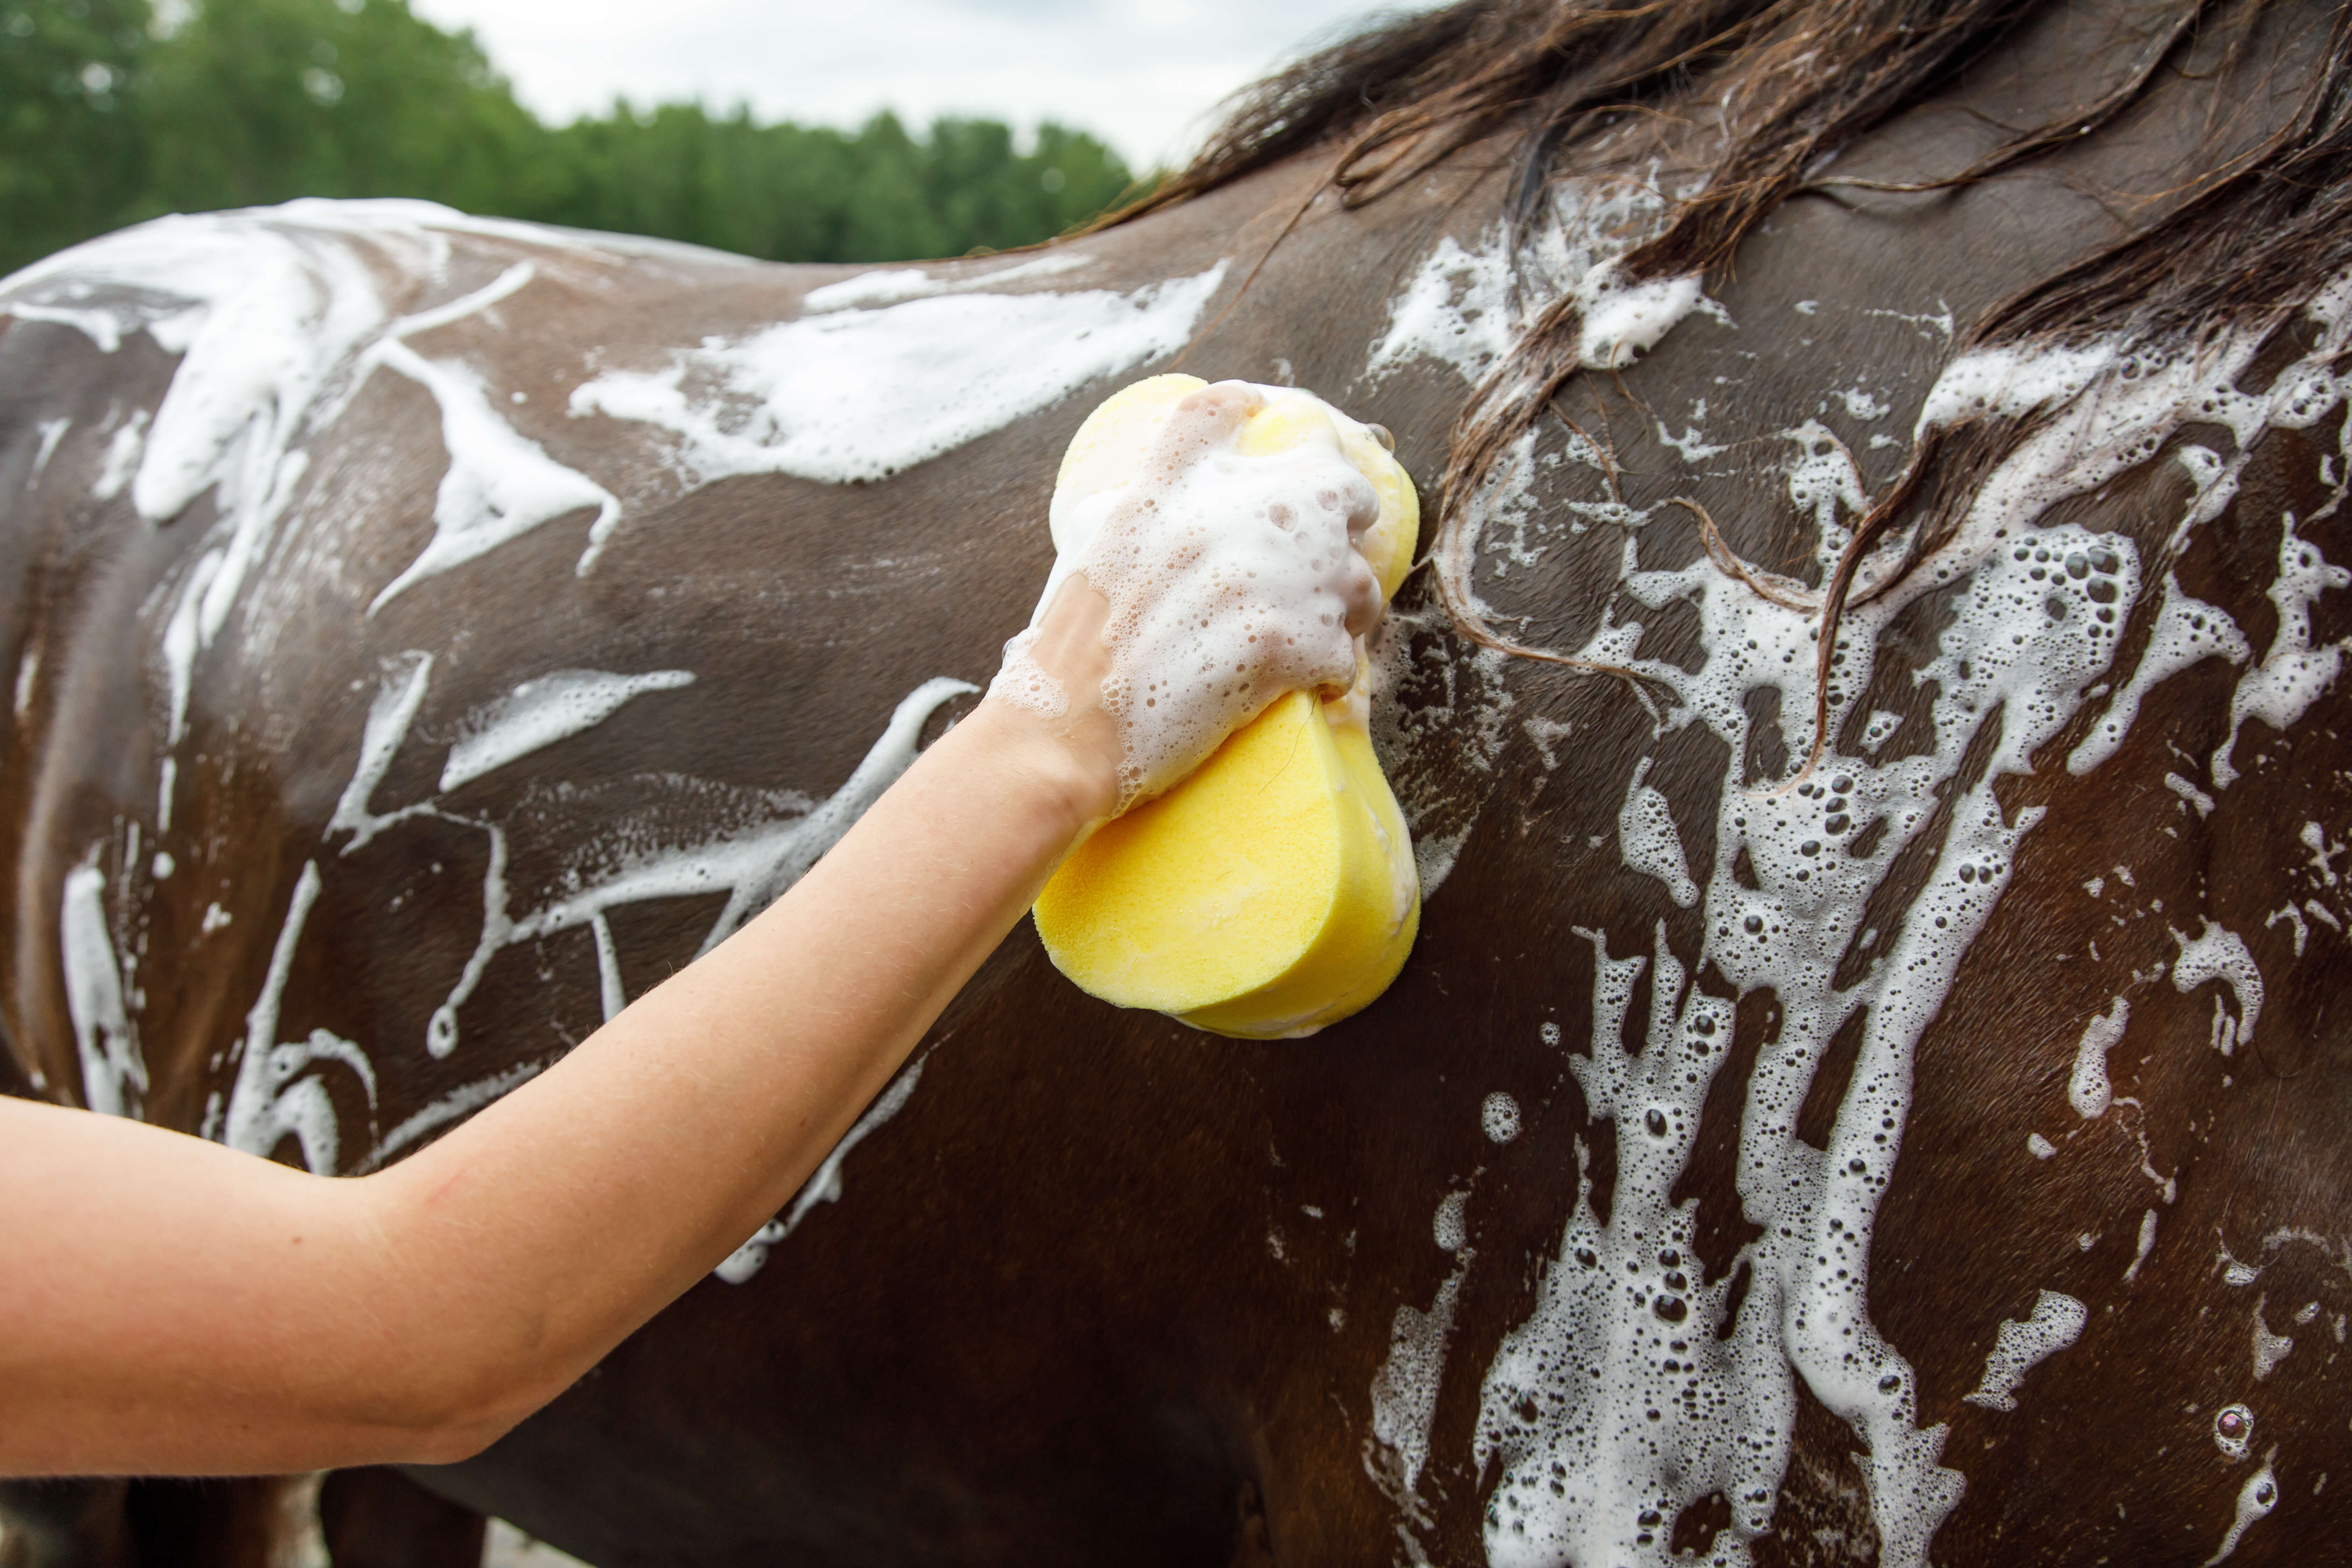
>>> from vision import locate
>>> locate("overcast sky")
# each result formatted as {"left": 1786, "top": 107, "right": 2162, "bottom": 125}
{"left": 405, "top": 0, "right": 1420, "bottom": 171}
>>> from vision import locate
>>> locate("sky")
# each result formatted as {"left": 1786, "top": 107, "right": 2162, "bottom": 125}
{"left": 405, "top": 0, "right": 1420, "bottom": 172}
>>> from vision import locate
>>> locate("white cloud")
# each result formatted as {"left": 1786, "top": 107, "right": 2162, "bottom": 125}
{"left": 408, "top": 0, "right": 1416, "bottom": 170}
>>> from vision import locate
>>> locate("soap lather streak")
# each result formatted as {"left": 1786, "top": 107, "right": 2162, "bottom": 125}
{"left": 1962, "top": 1291, "right": 2088, "bottom": 1412}
{"left": 567, "top": 264, "right": 1229, "bottom": 490}
{"left": 440, "top": 668, "right": 696, "bottom": 793}
{"left": 715, "top": 1054, "right": 930, "bottom": 1285}
{"left": 60, "top": 858, "right": 145, "bottom": 1120}
{"left": 1466, "top": 254, "right": 2352, "bottom": 1568}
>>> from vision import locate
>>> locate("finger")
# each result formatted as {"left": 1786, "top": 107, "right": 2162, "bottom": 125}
{"left": 1148, "top": 382, "right": 1261, "bottom": 472}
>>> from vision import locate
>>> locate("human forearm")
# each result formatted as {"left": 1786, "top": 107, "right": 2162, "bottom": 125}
{"left": 363, "top": 694, "right": 1114, "bottom": 1437}
{"left": 0, "top": 696, "right": 1109, "bottom": 1477}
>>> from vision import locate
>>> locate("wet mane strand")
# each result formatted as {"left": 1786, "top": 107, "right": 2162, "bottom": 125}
{"left": 1111, "top": 0, "right": 2352, "bottom": 769}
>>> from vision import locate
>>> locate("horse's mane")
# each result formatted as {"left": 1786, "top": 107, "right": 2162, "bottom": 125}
{"left": 1110, "top": 0, "right": 2352, "bottom": 758}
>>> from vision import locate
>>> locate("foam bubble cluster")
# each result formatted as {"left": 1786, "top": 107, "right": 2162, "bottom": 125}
{"left": 1462, "top": 260, "right": 2352, "bottom": 1567}
{"left": 984, "top": 628, "right": 1069, "bottom": 720}
{"left": 1023, "top": 381, "right": 1380, "bottom": 809}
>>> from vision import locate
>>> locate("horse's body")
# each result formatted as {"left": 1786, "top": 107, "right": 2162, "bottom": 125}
{"left": 3, "top": 1, "right": 2350, "bottom": 1564}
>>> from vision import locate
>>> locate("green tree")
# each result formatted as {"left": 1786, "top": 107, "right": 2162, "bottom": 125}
{"left": 135, "top": 0, "right": 539, "bottom": 218}
{"left": 1028, "top": 122, "right": 1134, "bottom": 234}
{"left": 839, "top": 110, "right": 947, "bottom": 262}
{"left": 0, "top": 0, "right": 1141, "bottom": 277}
{"left": 0, "top": 0, "right": 151, "bottom": 273}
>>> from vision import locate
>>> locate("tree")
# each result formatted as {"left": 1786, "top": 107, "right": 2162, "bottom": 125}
{"left": 0, "top": 0, "right": 1142, "bottom": 278}
{"left": 0, "top": 0, "right": 151, "bottom": 273}
{"left": 135, "top": 0, "right": 539, "bottom": 218}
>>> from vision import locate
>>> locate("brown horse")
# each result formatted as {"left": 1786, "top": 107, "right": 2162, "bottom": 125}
{"left": 4, "top": 0, "right": 2351, "bottom": 1563}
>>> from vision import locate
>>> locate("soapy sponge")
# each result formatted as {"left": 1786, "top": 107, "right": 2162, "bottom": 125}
{"left": 1032, "top": 374, "right": 1421, "bottom": 1038}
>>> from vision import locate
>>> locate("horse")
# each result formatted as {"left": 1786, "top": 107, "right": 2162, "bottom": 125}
{"left": 3, "top": 0, "right": 2351, "bottom": 1562}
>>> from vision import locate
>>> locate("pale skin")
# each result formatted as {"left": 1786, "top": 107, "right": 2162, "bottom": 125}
{"left": 0, "top": 383, "right": 1378, "bottom": 1478}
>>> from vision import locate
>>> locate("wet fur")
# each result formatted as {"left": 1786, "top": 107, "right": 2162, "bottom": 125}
{"left": 1, "top": 1, "right": 2348, "bottom": 1563}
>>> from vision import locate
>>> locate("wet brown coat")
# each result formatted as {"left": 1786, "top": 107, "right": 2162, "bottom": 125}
{"left": 0, "top": 1, "right": 2348, "bottom": 1563}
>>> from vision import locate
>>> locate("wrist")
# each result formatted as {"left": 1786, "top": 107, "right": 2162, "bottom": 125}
{"left": 958, "top": 694, "right": 1121, "bottom": 838}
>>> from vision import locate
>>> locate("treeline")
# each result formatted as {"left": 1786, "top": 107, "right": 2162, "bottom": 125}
{"left": 1, "top": 0, "right": 1141, "bottom": 277}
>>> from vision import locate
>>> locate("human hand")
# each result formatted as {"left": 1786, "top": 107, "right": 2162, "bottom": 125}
{"left": 987, "top": 381, "right": 1384, "bottom": 814}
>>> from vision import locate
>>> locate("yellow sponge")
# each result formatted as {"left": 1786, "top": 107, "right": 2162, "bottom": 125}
{"left": 1032, "top": 375, "right": 1421, "bottom": 1038}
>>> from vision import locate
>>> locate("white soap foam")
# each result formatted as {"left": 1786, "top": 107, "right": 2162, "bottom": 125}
{"left": 2213, "top": 1403, "right": 2254, "bottom": 1460}
{"left": 439, "top": 668, "right": 695, "bottom": 792}
{"left": 218, "top": 861, "right": 377, "bottom": 1173}
{"left": 1838, "top": 388, "right": 1891, "bottom": 421}
{"left": 330, "top": 650, "right": 436, "bottom": 851}
{"left": 2302, "top": 820, "right": 2345, "bottom": 884}
{"left": 324, "top": 652, "right": 704, "bottom": 1059}
{"left": 1414, "top": 823, "right": 1471, "bottom": 898}
{"left": 1617, "top": 756, "right": 1698, "bottom": 907}
{"left": 1366, "top": 232, "right": 1526, "bottom": 386}
{"left": 1480, "top": 525, "right": 2123, "bottom": 1554}
{"left": 1366, "top": 172, "right": 1678, "bottom": 386}
{"left": 716, "top": 1052, "right": 929, "bottom": 1283}
{"left": 983, "top": 633, "right": 1069, "bottom": 720}
{"left": 229, "top": 650, "right": 971, "bottom": 1151}
{"left": 1484, "top": 1091, "right": 1523, "bottom": 1143}
{"left": 0, "top": 202, "right": 658, "bottom": 839}
{"left": 1370, "top": 1262, "right": 1467, "bottom": 1504}
{"left": 91, "top": 410, "right": 146, "bottom": 502}
{"left": 7, "top": 302, "right": 127, "bottom": 351}
{"left": 2127, "top": 1208, "right": 2160, "bottom": 1283}
{"left": 588, "top": 912, "right": 625, "bottom": 1022}
{"left": 60, "top": 855, "right": 144, "bottom": 1118}
{"left": 1481, "top": 925, "right": 1759, "bottom": 1568}
{"left": 1, "top": 210, "right": 387, "bottom": 536}
{"left": 2268, "top": 901, "right": 2310, "bottom": 956}
{"left": 2172, "top": 921, "right": 2263, "bottom": 1056}
{"left": 2068, "top": 996, "right": 2130, "bottom": 1119}
{"left": 355, "top": 1059, "right": 546, "bottom": 1174}
{"left": 1961, "top": 1290, "right": 2087, "bottom": 1411}
{"left": 568, "top": 263, "right": 1226, "bottom": 489}
{"left": 2212, "top": 511, "right": 2352, "bottom": 787}
{"left": 433, "top": 677, "right": 972, "bottom": 1057}
{"left": 505, "top": 677, "right": 977, "bottom": 963}
{"left": 29, "top": 416, "right": 67, "bottom": 479}
{"left": 799, "top": 251, "right": 1095, "bottom": 313}
{"left": 366, "top": 337, "right": 622, "bottom": 604}
{"left": 2166, "top": 770, "right": 2218, "bottom": 817}
{"left": 1469, "top": 264, "right": 2352, "bottom": 1568}
{"left": 1022, "top": 381, "right": 1379, "bottom": 808}
{"left": 366, "top": 673, "right": 965, "bottom": 1061}
{"left": 1578, "top": 269, "right": 1705, "bottom": 371}
{"left": 1915, "top": 341, "right": 2118, "bottom": 432}
{"left": 2068, "top": 575, "right": 2250, "bottom": 775}
{"left": 2204, "top": 1451, "right": 2279, "bottom": 1565}
{"left": 2252, "top": 1297, "right": 2294, "bottom": 1380}
{"left": 1366, "top": 1189, "right": 1477, "bottom": 1545}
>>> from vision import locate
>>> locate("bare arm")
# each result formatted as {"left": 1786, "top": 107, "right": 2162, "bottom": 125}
{"left": 0, "top": 380, "right": 1360, "bottom": 1478}
{"left": 0, "top": 675, "right": 1113, "bottom": 1475}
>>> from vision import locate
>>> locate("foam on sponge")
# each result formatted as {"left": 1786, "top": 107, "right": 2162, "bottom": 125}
{"left": 1029, "top": 374, "right": 1421, "bottom": 1038}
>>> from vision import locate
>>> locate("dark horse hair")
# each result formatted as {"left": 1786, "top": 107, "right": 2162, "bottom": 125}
{"left": 1110, "top": 0, "right": 2352, "bottom": 762}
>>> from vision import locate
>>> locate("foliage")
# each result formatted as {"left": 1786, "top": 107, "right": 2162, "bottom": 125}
{"left": 0, "top": 0, "right": 1140, "bottom": 277}
{"left": 0, "top": 0, "right": 150, "bottom": 270}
